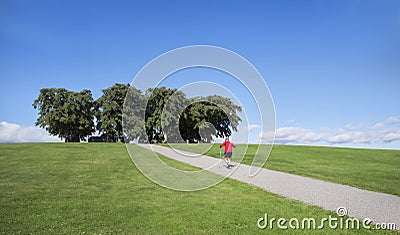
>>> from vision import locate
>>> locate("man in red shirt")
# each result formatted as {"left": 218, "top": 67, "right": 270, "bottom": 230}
{"left": 220, "top": 137, "right": 236, "bottom": 168}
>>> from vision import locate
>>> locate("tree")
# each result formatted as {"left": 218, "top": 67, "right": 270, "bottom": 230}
{"left": 144, "top": 87, "right": 188, "bottom": 143}
{"left": 95, "top": 83, "right": 130, "bottom": 142}
{"left": 159, "top": 88, "right": 189, "bottom": 143}
{"left": 122, "top": 85, "right": 146, "bottom": 143}
{"left": 33, "top": 88, "right": 95, "bottom": 142}
{"left": 179, "top": 96, "right": 242, "bottom": 143}
{"left": 144, "top": 87, "right": 242, "bottom": 143}
{"left": 33, "top": 85, "right": 242, "bottom": 144}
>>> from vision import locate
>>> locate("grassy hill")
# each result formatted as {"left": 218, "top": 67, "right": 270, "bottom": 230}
{"left": 0, "top": 143, "right": 394, "bottom": 234}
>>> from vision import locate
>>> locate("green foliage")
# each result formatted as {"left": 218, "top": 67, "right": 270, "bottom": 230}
{"left": 33, "top": 85, "right": 242, "bottom": 143}
{"left": 95, "top": 83, "right": 130, "bottom": 142}
{"left": 32, "top": 88, "right": 95, "bottom": 142}
{"left": 142, "top": 87, "right": 242, "bottom": 143}
{"left": 179, "top": 96, "right": 242, "bottom": 143}
{"left": 144, "top": 87, "right": 189, "bottom": 143}
{"left": 122, "top": 86, "right": 146, "bottom": 143}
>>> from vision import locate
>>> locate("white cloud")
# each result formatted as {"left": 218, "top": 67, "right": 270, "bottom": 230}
{"left": 257, "top": 115, "right": 400, "bottom": 148}
{"left": 328, "top": 132, "right": 362, "bottom": 144}
{"left": 383, "top": 130, "right": 400, "bottom": 142}
{"left": 0, "top": 121, "right": 61, "bottom": 143}
{"left": 261, "top": 127, "right": 326, "bottom": 144}
{"left": 373, "top": 116, "right": 400, "bottom": 129}
{"left": 231, "top": 124, "right": 261, "bottom": 143}
{"left": 258, "top": 131, "right": 275, "bottom": 143}
{"left": 373, "top": 123, "right": 385, "bottom": 129}
{"left": 385, "top": 116, "right": 400, "bottom": 125}
{"left": 319, "top": 126, "right": 330, "bottom": 131}
{"left": 344, "top": 124, "right": 364, "bottom": 131}
{"left": 356, "top": 135, "right": 373, "bottom": 144}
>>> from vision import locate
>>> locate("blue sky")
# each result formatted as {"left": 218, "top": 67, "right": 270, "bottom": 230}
{"left": 0, "top": 0, "right": 399, "bottom": 148}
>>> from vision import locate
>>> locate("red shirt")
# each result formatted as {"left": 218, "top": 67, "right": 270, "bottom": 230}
{"left": 220, "top": 141, "right": 236, "bottom": 153}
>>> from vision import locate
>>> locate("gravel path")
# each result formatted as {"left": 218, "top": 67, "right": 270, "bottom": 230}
{"left": 137, "top": 144, "right": 399, "bottom": 230}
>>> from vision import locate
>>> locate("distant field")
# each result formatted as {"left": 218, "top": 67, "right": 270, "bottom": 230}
{"left": 164, "top": 143, "right": 400, "bottom": 196}
{"left": 0, "top": 143, "right": 386, "bottom": 234}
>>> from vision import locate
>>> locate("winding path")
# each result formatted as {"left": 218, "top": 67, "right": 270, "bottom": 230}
{"left": 137, "top": 144, "right": 399, "bottom": 230}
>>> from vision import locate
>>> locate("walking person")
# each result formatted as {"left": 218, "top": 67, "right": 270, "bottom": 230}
{"left": 220, "top": 137, "right": 236, "bottom": 168}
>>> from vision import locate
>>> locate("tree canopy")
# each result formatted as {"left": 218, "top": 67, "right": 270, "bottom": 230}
{"left": 179, "top": 96, "right": 242, "bottom": 143}
{"left": 33, "top": 85, "right": 242, "bottom": 143}
{"left": 122, "top": 85, "right": 146, "bottom": 143}
{"left": 143, "top": 87, "right": 189, "bottom": 143}
{"left": 95, "top": 83, "right": 130, "bottom": 142}
{"left": 33, "top": 88, "right": 95, "bottom": 142}
{"left": 133, "top": 87, "right": 242, "bottom": 143}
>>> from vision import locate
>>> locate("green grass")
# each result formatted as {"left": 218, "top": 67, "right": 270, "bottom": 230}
{"left": 0, "top": 143, "right": 391, "bottom": 234}
{"left": 163, "top": 143, "right": 400, "bottom": 196}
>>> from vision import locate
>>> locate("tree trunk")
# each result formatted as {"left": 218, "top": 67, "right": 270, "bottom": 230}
{"left": 65, "top": 135, "right": 80, "bottom": 142}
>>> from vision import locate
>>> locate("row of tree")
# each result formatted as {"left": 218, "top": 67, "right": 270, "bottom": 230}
{"left": 33, "top": 83, "right": 242, "bottom": 143}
